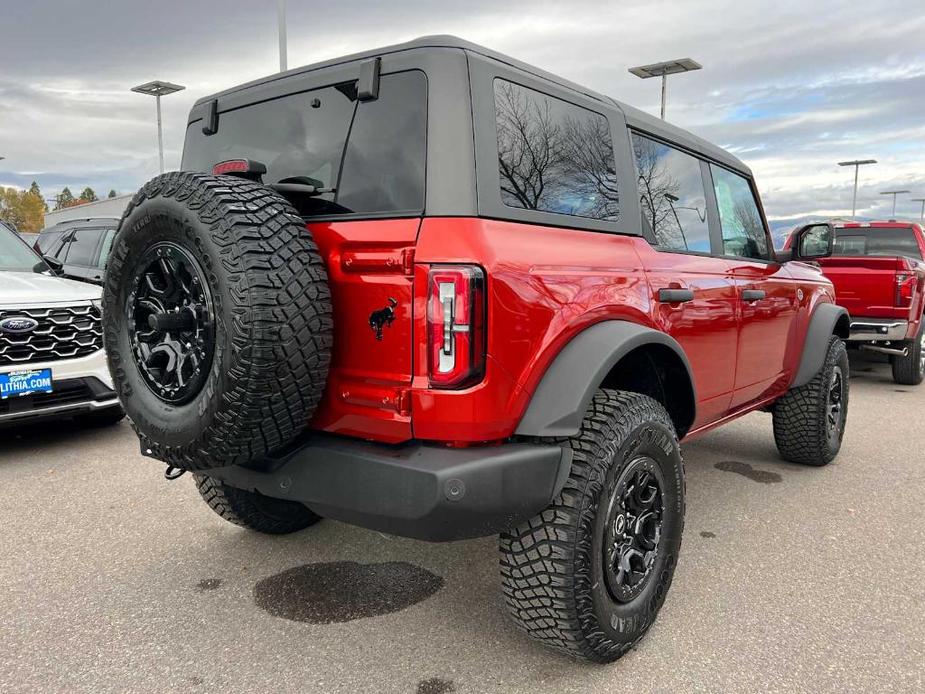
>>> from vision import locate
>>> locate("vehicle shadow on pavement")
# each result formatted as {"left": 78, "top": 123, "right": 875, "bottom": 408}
{"left": 3, "top": 418, "right": 124, "bottom": 457}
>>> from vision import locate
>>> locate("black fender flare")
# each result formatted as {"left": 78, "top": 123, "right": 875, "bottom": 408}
{"left": 792, "top": 303, "right": 850, "bottom": 387}
{"left": 515, "top": 320, "right": 696, "bottom": 438}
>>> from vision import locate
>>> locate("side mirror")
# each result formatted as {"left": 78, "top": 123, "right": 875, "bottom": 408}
{"left": 781, "top": 223, "right": 835, "bottom": 263}
{"left": 41, "top": 255, "right": 64, "bottom": 275}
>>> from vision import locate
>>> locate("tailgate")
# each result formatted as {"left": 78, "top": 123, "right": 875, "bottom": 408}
{"left": 818, "top": 256, "right": 906, "bottom": 318}
{"left": 307, "top": 218, "right": 419, "bottom": 443}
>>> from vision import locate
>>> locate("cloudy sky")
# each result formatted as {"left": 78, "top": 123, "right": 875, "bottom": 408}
{"left": 1, "top": 0, "right": 923, "bottom": 221}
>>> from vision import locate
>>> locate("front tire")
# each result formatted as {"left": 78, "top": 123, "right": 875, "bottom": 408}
{"left": 891, "top": 320, "right": 925, "bottom": 385}
{"left": 194, "top": 475, "right": 321, "bottom": 535}
{"left": 500, "top": 390, "right": 685, "bottom": 663}
{"left": 773, "top": 336, "right": 849, "bottom": 466}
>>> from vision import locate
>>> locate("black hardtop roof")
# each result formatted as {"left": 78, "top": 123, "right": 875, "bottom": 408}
{"left": 193, "top": 35, "right": 750, "bottom": 176}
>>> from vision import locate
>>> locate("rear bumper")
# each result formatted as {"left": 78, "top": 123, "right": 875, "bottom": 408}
{"left": 201, "top": 435, "right": 573, "bottom": 542}
{"left": 848, "top": 319, "right": 909, "bottom": 341}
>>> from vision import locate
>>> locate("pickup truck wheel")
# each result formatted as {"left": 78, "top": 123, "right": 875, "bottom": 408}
{"left": 890, "top": 321, "right": 925, "bottom": 385}
{"left": 499, "top": 390, "right": 685, "bottom": 663}
{"left": 102, "top": 172, "right": 333, "bottom": 470}
{"left": 773, "top": 336, "right": 849, "bottom": 466}
{"left": 194, "top": 475, "right": 321, "bottom": 535}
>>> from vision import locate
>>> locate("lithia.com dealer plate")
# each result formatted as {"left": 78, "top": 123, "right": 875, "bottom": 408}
{"left": 0, "top": 368, "right": 53, "bottom": 399}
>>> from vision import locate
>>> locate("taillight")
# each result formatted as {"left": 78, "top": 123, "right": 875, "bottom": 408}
{"left": 895, "top": 272, "right": 916, "bottom": 307}
{"left": 427, "top": 265, "right": 486, "bottom": 389}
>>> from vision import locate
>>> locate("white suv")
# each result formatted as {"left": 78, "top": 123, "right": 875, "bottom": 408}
{"left": 0, "top": 221, "right": 122, "bottom": 427}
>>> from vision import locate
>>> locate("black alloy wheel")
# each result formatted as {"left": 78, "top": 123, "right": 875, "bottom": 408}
{"left": 128, "top": 242, "right": 215, "bottom": 405}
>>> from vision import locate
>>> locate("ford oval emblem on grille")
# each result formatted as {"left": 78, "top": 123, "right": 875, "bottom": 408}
{"left": 0, "top": 317, "right": 39, "bottom": 334}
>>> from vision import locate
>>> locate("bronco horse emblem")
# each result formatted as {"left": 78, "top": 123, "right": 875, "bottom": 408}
{"left": 369, "top": 298, "right": 398, "bottom": 341}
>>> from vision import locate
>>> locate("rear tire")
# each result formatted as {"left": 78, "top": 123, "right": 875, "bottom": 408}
{"left": 102, "top": 172, "right": 333, "bottom": 470}
{"left": 773, "top": 336, "right": 849, "bottom": 466}
{"left": 891, "top": 320, "right": 925, "bottom": 385}
{"left": 194, "top": 475, "right": 321, "bottom": 535}
{"left": 500, "top": 390, "right": 685, "bottom": 663}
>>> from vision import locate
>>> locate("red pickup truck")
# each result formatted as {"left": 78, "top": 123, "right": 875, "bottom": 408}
{"left": 799, "top": 221, "right": 925, "bottom": 384}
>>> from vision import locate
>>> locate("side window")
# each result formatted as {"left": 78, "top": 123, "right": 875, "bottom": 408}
{"left": 63, "top": 228, "right": 104, "bottom": 267}
{"left": 631, "top": 132, "right": 710, "bottom": 253}
{"left": 336, "top": 71, "right": 427, "bottom": 214}
{"left": 49, "top": 230, "right": 74, "bottom": 260}
{"left": 710, "top": 164, "right": 770, "bottom": 260}
{"left": 98, "top": 229, "right": 116, "bottom": 268}
{"left": 493, "top": 79, "right": 619, "bottom": 221}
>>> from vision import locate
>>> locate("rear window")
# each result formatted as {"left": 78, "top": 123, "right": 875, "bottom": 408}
{"left": 182, "top": 70, "right": 426, "bottom": 217}
{"left": 834, "top": 227, "right": 922, "bottom": 260}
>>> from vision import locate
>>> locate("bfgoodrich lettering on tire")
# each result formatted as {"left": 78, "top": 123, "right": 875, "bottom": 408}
{"left": 500, "top": 390, "right": 685, "bottom": 663}
{"left": 102, "top": 172, "right": 333, "bottom": 470}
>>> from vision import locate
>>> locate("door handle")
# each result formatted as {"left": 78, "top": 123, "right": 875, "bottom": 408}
{"left": 741, "top": 289, "right": 766, "bottom": 302}
{"left": 658, "top": 288, "right": 695, "bottom": 304}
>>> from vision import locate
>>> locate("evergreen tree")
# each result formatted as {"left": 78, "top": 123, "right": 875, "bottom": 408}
{"left": 54, "top": 187, "right": 75, "bottom": 211}
{"left": 79, "top": 187, "right": 98, "bottom": 203}
{"left": 108, "top": 189, "right": 117, "bottom": 198}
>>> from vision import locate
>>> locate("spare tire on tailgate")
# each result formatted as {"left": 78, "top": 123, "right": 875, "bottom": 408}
{"left": 102, "top": 172, "right": 333, "bottom": 470}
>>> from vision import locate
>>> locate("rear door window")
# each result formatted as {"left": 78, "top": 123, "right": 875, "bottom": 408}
{"left": 631, "top": 132, "right": 710, "bottom": 253}
{"left": 493, "top": 79, "right": 620, "bottom": 221}
{"left": 834, "top": 227, "right": 922, "bottom": 260}
{"left": 182, "top": 71, "right": 427, "bottom": 218}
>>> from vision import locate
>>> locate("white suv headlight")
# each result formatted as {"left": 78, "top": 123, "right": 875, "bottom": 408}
{"left": 91, "top": 298, "right": 103, "bottom": 314}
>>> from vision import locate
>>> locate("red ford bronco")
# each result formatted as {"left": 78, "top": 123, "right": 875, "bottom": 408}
{"left": 103, "top": 37, "right": 850, "bottom": 662}
{"left": 787, "top": 220, "right": 925, "bottom": 385}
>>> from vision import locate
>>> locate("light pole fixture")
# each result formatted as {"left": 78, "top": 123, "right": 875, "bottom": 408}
{"left": 837, "top": 159, "right": 877, "bottom": 219}
{"left": 629, "top": 58, "right": 702, "bottom": 120}
{"left": 277, "top": 0, "right": 288, "bottom": 72}
{"left": 911, "top": 198, "right": 925, "bottom": 222}
{"left": 131, "top": 80, "right": 186, "bottom": 174}
{"left": 880, "top": 190, "right": 910, "bottom": 218}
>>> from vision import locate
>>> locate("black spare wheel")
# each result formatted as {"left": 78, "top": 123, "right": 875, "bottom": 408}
{"left": 102, "top": 172, "right": 333, "bottom": 470}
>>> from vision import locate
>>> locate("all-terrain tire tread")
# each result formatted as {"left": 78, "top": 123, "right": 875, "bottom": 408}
{"left": 499, "top": 390, "right": 684, "bottom": 663}
{"left": 772, "top": 336, "right": 848, "bottom": 466}
{"left": 193, "top": 474, "right": 320, "bottom": 535}
{"left": 103, "top": 172, "right": 333, "bottom": 470}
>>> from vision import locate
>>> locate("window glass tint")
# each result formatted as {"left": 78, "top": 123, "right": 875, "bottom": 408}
{"left": 834, "top": 227, "right": 922, "bottom": 260}
{"left": 632, "top": 133, "right": 710, "bottom": 252}
{"left": 493, "top": 80, "right": 619, "bottom": 221}
{"left": 0, "top": 223, "right": 41, "bottom": 271}
{"left": 337, "top": 71, "right": 426, "bottom": 214}
{"left": 182, "top": 72, "right": 427, "bottom": 218}
{"left": 710, "top": 164, "right": 769, "bottom": 260}
{"left": 64, "top": 227, "right": 104, "bottom": 266}
{"left": 98, "top": 229, "right": 116, "bottom": 268}
{"left": 182, "top": 83, "right": 358, "bottom": 212}
{"left": 38, "top": 229, "right": 64, "bottom": 254}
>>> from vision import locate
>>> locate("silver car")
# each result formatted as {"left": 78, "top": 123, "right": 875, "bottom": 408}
{"left": 0, "top": 221, "right": 122, "bottom": 427}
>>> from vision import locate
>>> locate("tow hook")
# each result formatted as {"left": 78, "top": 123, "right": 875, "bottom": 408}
{"left": 164, "top": 466, "right": 187, "bottom": 481}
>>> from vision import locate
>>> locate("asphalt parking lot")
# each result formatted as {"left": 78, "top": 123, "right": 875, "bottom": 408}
{"left": 2, "top": 352, "right": 923, "bottom": 694}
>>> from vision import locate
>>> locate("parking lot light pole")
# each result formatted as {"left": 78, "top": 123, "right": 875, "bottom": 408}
{"left": 838, "top": 159, "right": 877, "bottom": 219}
{"left": 130, "top": 81, "right": 186, "bottom": 174}
{"left": 629, "top": 58, "right": 702, "bottom": 120}
{"left": 911, "top": 198, "right": 925, "bottom": 222}
{"left": 277, "top": 0, "right": 288, "bottom": 72}
{"left": 880, "top": 190, "right": 910, "bottom": 219}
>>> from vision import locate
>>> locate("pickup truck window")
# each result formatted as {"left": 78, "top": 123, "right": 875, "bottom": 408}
{"left": 631, "top": 132, "right": 710, "bottom": 253}
{"left": 494, "top": 79, "right": 620, "bottom": 222}
{"left": 710, "top": 164, "right": 770, "bottom": 261}
{"left": 834, "top": 227, "right": 923, "bottom": 260}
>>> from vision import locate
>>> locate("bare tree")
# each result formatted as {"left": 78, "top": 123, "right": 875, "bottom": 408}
{"left": 495, "top": 81, "right": 563, "bottom": 210}
{"left": 632, "top": 136, "right": 686, "bottom": 249}
{"left": 560, "top": 115, "right": 620, "bottom": 219}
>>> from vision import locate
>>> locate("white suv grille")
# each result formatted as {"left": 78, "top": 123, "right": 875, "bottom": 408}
{"left": 0, "top": 305, "right": 103, "bottom": 367}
